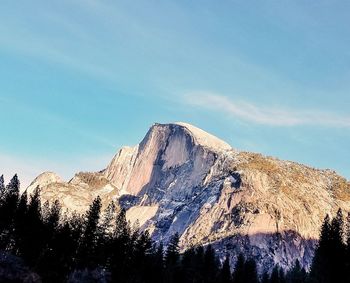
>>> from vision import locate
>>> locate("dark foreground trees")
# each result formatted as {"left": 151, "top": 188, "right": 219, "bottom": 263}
{"left": 0, "top": 175, "right": 350, "bottom": 283}
{"left": 308, "top": 209, "right": 347, "bottom": 283}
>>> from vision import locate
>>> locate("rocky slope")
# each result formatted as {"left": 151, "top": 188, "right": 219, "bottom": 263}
{"left": 27, "top": 122, "right": 350, "bottom": 272}
{"left": 27, "top": 171, "right": 119, "bottom": 213}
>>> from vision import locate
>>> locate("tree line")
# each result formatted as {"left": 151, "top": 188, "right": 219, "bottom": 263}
{"left": 0, "top": 174, "right": 349, "bottom": 283}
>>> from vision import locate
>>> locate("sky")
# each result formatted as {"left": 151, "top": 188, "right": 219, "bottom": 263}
{"left": 0, "top": 0, "right": 349, "bottom": 188}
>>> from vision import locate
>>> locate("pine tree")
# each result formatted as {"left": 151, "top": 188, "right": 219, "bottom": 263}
{"left": 23, "top": 187, "right": 44, "bottom": 266}
{"left": 179, "top": 247, "right": 195, "bottom": 283}
{"left": 100, "top": 201, "right": 116, "bottom": 238}
{"left": 346, "top": 212, "right": 350, "bottom": 280}
{"left": 12, "top": 191, "right": 28, "bottom": 254}
{"left": 131, "top": 231, "right": 154, "bottom": 282}
{"left": 244, "top": 258, "right": 259, "bottom": 283}
{"left": 232, "top": 253, "right": 245, "bottom": 283}
{"left": 0, "top": 175, "right": 4, "bottom": 208}
{"left": 329, "top": 209, "right": 346, "bottom": 283}
{"left": 286, "top": 260, "right": 306, "bottom": 283}
{"left": 149, "top": 242, "right": 164, "bottom": 283}
{"left": 165, "top": 233, "right": 180, "bottom": 267}
{"left": 232, "top": 254, "right": 259, "bottom": 283}
{"left": 0, "top": 174, "right": 20, "bottom": 246}
{"left": 59, "top": 214, "right": 84, "bottom": 279}
{"left": 219, "top": 255, "right": 232, "bottom": 283}
{"left": 36, "top": 200, "right": 62, "bottom": 283}
{"left": 76, "top": 196, "right": 102, "bottom": 268}
{"left": 155, "top": 242, "right": 164, "bottom": 268}
{"left": 114, "top": 207, "right": 129, "bottom": 239}
{"left": 164, "top": 233, "right": 181, "bottom": 283}
{"left": 309, "top": 210, "right": 347, "bottom": 283}
{"left": 309, "top": 214, "right": 332, "bottom": 283}
{"left": 95, "top": 201, "right": 116, "bottom": 266}
{"left": 6, "top": 174, "right": 20, "bottom": 194}
{"left": 194, "top": 245, "right": 205, "bottom": 279}
{"left": 0, "top": 174, "right": 4, "bottom": 193}
{"left": 270, "top": 265, "right": 280, "bottom": 283}
{"left": 203, "top": 244, "right": 219, "bottom": 283}
{"left": 45, "top": 200, "right": 61, "bottom": 243}
{"left": 110, "top": 207, "right": 132, "bottom": 282}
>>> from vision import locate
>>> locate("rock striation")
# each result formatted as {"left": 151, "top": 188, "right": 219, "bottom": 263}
{"left": 27, "top": 122, "right": 350, "bottom": 272}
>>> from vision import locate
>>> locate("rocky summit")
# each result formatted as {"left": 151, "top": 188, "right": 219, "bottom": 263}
{"left": 27, "top": 122, "right": 350, "bottom": 272}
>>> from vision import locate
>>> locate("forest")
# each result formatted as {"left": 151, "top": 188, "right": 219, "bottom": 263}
{"left": 0, "top": 174, "right": 349, "bottom": 283}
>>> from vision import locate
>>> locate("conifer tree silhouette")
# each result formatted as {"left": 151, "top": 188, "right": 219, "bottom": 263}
{"left": 0, "top": 174, "right": 4, "bottom": 192}
{"left": 219, "top": 255, "right": 232, "bottom": 283}
{"left": 76, "top": 196, "right": 101, "bottom": 269}
{"left": 164, "top": 233, "right": 181, "bottom": 283}
{"left": 0, "top": 175, "right": 20, "bottom": 249}
{"left": 232, "top": 253, "right": 245, "bottom": 283}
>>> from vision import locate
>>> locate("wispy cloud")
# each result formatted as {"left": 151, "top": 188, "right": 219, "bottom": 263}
{"left": 184, "top": 91, "right": 350, "bottom": 127}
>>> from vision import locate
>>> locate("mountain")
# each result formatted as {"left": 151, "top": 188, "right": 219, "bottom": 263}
{"left": 27, "top": 122, "right": 350, "bottom": 272}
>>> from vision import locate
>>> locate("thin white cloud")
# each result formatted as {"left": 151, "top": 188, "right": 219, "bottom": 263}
{"left": 184, "top": 91, "right": 350, "bottom": 127}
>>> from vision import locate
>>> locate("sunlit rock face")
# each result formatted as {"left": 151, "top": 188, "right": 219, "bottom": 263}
{"left": 26, "top": 172, "right": 62, "bottom": 195}
{"left": 27, "top": 171, "right": 119, "bottom": 214}
{"left": 104, "top": 123, "right": 231, "bottom": 197}
{"left": 27, "top": 122, "right": 350, "bottom": 272}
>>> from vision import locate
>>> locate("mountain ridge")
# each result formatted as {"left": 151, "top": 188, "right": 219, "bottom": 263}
{"left": 26, "top": 122, "right": 350, "bottom": 272}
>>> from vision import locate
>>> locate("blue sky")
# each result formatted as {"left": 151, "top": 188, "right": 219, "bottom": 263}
{"left": 1, "top": 0, "right": 349, "bottom": 187}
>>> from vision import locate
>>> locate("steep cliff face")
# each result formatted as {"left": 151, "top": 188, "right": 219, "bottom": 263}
{"left": 104, "top": 123, "right": 231, "bottom": 197}
{"left": 27, "top": 122, "right": 350, "bottom": 272}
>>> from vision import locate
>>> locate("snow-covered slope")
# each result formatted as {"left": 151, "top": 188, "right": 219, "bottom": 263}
{"left": 27, "top": 122, "right": 350, "bottom": 272}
